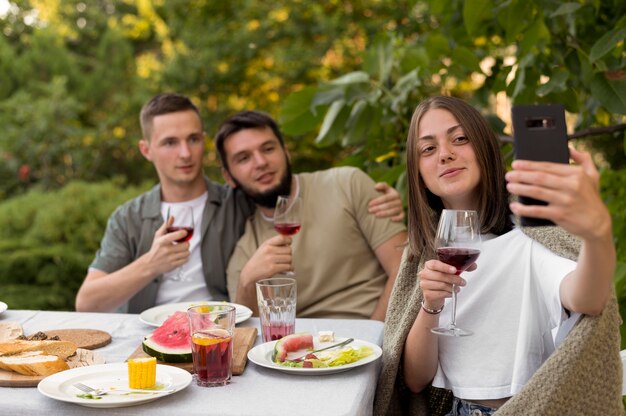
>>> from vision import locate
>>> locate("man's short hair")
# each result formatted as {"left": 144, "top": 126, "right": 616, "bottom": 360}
{"left": 214, "top": 110, "right": 285, "bottom": 170}
{"left": 139, "top": 93, "right": 202, "bottom": 140}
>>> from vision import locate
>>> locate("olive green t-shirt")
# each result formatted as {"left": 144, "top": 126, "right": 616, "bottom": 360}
{"left": 227, "top": 167, "right": 406, "bottom": 319}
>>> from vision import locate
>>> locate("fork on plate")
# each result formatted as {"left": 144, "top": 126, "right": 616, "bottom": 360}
{"left": 73, "top": 382, "right": 174, "bottom": 396}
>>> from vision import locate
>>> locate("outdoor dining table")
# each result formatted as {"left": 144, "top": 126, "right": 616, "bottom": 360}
{"left": 0, "top": 309, "right": 384, "bottom": 416}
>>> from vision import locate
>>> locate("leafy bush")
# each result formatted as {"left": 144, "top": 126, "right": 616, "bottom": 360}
{"left": 0, "top": 179, "right": 149, "bottom": 310}
{"left": 600, "top": 168, "right": 626, "bottom": 348}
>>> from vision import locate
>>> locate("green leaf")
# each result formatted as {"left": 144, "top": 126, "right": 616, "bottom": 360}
{"left": 311, "top": 86, "right": 345, "bottom": 110}
{"left": 279, "top": 86, "right": 316, "bottom": 125}
{"left": 315, "top": 100, "right": 348, "bottom": 146}
{"left": 536, "top": 70, "right": 569, "bottom": 97}
{"left": 451, "top": 46, "right": 482, "bottom": 73}
{"left": 550, "top": 3, "right": 582, "bottom": 17}
{"left": 510, "top": 66, "right": 526, "bottom": 99}
{"left": 463, "top": 0, "right": 493, "bottom": 35}
{"left": 342, "top": 100, "right": 372, "bottom": 146}
{"left": 424, "top": 33, "right": 449, "bottom": 60}
{"left": 497, "top": 1, "right": 532, "bottom": 43}
{"left": 400, "top": 47, "right": 430, "bottom": 73}
{"left": 328, "top": 71, "right": 370, "bottom": 86}
{"left": 390, "top": 69, "right": 421, "bottom": 113}
{"left": 519, "top": 17, "right": 550, "bottom": 56}
{"left": 589, "top": 27, "right": 626, "bottom": 63}
{"left": 590, "top": 73, "right": 626, "bottom": 114}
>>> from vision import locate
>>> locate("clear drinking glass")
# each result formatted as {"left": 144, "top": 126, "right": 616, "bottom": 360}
{"left": 430, "top": 209, "right": 481, "bottom": 337}
{"left": 166, "top": 206, "right": 194, "bottom": 282}
{"left": 273, "top": 196, "right": 302, "bottom": 276}
{"left": 187, "top": 305, "right": 235, "bottom": 387}
{"left": 256, "top": 277, "right": 297, "bottom": 342}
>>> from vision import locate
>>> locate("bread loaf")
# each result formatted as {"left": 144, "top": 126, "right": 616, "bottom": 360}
{"left": 0, "top": 340, "right": 77, "bottom": 360}
{"left": 0, "top": 351, "right": 69, "bottom": 376}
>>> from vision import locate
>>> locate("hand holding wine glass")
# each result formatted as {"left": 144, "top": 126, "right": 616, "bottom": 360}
{"left": 430, "top": 209, "right": 481, "bottom": 337}
{"left": 273, "top": 196, "right": 302, "bottom": 275}
{"left": 166, "top": 205, "right": 194, "bottom": 282}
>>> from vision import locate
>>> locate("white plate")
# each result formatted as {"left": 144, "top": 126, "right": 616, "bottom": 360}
{"left": 38, "top": 363, "right": 192, "bottom": 408}
{"left": 0, "top": 301, "right": 6, "bottom": 315}
{"left": 247, "top": 337, "right": 382, "bottom": 375}
{"left": 139, "top": 301, "right": 253, "bottom": 327}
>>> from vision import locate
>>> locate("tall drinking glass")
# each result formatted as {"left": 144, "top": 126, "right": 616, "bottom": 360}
{"left": 256, "top": 277, "right": 297, "bottom": 342}
{"left": 431, "top": 209, "right": 481, "bottom": 337}
{"left": 187, "top": 305, "right": 235, "bottom": 387}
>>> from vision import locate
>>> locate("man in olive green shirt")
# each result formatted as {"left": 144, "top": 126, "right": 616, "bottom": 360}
{"left": 215, "top": 110, "right": 407, "bottom": 320}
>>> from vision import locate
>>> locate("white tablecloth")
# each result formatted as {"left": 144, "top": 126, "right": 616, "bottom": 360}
{"left": 0, "top": 309, "right": 384, "bottom": 415}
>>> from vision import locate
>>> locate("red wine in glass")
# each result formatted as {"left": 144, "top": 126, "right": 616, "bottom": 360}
{"left": 431, "top": 209, "right": 481, "bottom": 337}
{"left": 167, "top": 226, "right": 195, "bottom": 243}
{"left": 274, "top": 223, "right": 301, "bottom": 236}
{"left": 436, "top": 247, "right": 480, "bottom": 274}
{"left": 274, "top": 196, "right": 302, "bottom": 276}
{"left": 166, "top": 205, "right": 194, "bottom": 281}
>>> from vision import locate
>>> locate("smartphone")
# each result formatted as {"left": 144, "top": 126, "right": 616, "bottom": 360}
{"left": 511, "top": 104, "right": 570, "bottom": 226}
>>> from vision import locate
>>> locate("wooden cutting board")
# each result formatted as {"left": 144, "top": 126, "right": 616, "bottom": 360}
{"left": 128, "top": 327, "right": 257, "bottom": 376}
{"left": 0, "top": 348, "right": 105, "bottom": 387}
{"left": 40, "top": 329, "right": 112, "bottom": 350}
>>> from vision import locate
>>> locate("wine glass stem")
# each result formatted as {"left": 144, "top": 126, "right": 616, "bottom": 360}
{"left": 450, "top": 284, "right": 458, "bottom": 328}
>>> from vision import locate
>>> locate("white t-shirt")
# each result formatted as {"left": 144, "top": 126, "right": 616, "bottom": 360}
{"left": 155, "top": 192, "right": 212, "bottom": 305}
{"left": 431, "top": 228, "right": 576, "bottom": 400}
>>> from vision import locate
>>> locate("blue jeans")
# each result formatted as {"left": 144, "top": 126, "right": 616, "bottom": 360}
{"left": 445, "top": 397, "right": 497, "bottom": 416}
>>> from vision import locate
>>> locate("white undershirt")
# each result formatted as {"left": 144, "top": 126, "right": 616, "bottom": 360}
{"left": 431, "top": 228, "right": 576, "bottom": 400}
{"left": 155, "top": 192, "right": 212, "bottom": 305}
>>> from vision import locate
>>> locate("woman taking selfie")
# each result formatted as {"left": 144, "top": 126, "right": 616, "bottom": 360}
{"left": 374, "top": 96, "right": 621, "bottom": 416}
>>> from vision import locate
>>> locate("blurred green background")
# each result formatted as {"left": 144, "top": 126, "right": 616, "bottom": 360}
{"left": 0, "top": 0, "right": 625, "bottom": 345}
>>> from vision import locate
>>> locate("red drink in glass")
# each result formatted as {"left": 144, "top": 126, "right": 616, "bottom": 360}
{"left": 262, "top": 322, "right": 295, "bottom": 341}
{"left": 191, "top": 329, "right": 232, "bottom": 386}
{"left": 436, "top": 247, "right": 480, "bottom": 274}
{"left": 274, "top": 223, "right": 301, "bottom": 236}
{"left": 167, "top": 226, "right": 194, "bottom": 243}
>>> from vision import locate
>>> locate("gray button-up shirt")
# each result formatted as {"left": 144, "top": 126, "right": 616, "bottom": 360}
{"left": 90, "top": 177, "right": 255, "bottom": 313}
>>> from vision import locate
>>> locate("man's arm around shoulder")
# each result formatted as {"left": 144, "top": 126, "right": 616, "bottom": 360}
{"left": 370, "top": 231, "right": 408, "bottom": 321}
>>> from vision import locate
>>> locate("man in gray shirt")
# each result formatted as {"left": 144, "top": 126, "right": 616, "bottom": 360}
{"left": 76, "top": 93, "right": 403, "bottom": 313}
{"left": 76, "top": 93, "right": 256, "bottom": 313}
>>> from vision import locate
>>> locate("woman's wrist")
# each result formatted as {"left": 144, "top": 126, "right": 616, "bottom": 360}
{"left": 421, "top": 300, "right": 444, "bottom": 315}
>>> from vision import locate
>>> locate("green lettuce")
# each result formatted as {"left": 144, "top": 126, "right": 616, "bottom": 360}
{"left": 278, "top": 346, "right": 373, "bottom": 368}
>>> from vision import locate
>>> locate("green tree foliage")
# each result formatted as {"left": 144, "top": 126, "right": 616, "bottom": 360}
{"left": 279, "top": 0, "right": 626, "bottom": 181}
{"left": 0, "top": 179, "right": 149, "bottom": 310}
{"left": 0, "top": 0, "right": 419, "bottom": 190}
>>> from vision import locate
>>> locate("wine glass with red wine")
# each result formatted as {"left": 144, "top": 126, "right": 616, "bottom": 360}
{"left": 167, "top": 206, "right": 194, "bottom": 282}
{"left": 431, "top": 209, "right": 481, "bottom": 337}
{"left": 273, "top": 196, "right": 302, "bottom": 276}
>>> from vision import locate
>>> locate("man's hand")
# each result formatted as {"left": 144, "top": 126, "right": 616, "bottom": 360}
{"left": 239, "top": 235, "right": 293, "bottom": 287}
{"left": 141, "top": 216, "right": 191, "bottom": 276}
{"left": 369, "top": 182, "right": 405, "bottom": 222}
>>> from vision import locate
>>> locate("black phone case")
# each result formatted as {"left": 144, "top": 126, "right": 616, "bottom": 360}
{"left": 512, "top": 104, "right": 569, "bottom": 227}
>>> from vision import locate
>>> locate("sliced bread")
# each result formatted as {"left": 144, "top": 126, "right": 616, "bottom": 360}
{"left": 0, "top": 351, "right": 69, "bottom": 376}
{"left": 0, "top": 340, "right": 77, "bottom": 360}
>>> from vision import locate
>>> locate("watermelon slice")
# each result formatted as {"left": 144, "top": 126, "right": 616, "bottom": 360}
{"left": 272, "top": 333, "right": 314, "bottom": 363}
{"left": 142, "top": 311, "right": 192, "bottom": 363}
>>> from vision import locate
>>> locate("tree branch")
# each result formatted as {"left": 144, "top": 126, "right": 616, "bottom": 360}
{"left": 499, "top": 123, "right": 626, "bottom": 145}
{"left": 568, "top": 123, "right": 626, "bottom": 140}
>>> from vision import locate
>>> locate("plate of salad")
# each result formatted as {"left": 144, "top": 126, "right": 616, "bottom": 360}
{"left": 247, "top": 334, "right": 382, "bottom": 375}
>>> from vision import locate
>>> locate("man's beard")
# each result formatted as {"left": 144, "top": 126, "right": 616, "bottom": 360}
{"left": 231, "top": 161, "right": 293, "bottom": 208}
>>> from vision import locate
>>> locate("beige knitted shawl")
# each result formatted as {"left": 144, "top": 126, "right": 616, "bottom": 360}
{"left": 374, "top": 226, "right": 624, "bottom": 416}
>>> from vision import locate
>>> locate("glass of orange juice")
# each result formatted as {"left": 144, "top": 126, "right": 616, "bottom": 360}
{"left": 187, "top": 304, "right": 235, "bottom": 387}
